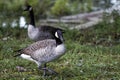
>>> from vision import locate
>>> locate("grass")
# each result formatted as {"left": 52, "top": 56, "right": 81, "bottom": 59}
{"left": 0, "top": 22, "right": 120, "bottom": 80}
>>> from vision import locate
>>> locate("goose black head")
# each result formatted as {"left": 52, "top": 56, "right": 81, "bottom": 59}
{"left": 55, "top": 30, "right": 64, "bottom": 42}
{"left": 23, "top": 4, "right": 32, "bottom": 11}
{"left": 23, "top": 3, "right": 35, "bottom": 26}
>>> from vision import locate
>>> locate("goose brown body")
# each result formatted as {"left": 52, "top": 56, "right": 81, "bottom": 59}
{"left": 16, "top": 39, "right": 66, "bottom": 67}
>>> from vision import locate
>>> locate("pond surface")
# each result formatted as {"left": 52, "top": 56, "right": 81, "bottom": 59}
{"left": 1, "top": 16, "right": 27, "bottom": 28}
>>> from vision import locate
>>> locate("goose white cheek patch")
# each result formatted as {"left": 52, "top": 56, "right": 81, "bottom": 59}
{"left": 55, "top": 32, "right": 59, "bottom": 38}
{"left": 29, "top": 7, "right": 32, "bottom": 11}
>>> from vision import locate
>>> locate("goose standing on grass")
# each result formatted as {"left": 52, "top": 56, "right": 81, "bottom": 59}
{"left": 14, "top": 30, "right": 66, "bottom": 76}
{"left": 24, "top": 3, "right": 64, "bottom": 41}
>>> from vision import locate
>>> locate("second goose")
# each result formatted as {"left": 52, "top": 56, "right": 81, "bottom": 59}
{"left": 24, "top": 4, "right": 64, "bottom": 41}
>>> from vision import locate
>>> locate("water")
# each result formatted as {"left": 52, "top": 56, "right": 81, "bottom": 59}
{"left": 11, "top": 20, "right": 17, "bottom": 28}
{"left": 2, "top": 22, "right": 7, "bottom": 27}
{"left": 1, "top": 0, "right": 119, "bottom": 28}
{"left": 111, "top": 0, "right": 117, "bottom": 4}
{"left": 19, "top": 16, "right": 27, "bottom": 28}
{"left": 2, "top": 16, "right": 27, "bottom": 28}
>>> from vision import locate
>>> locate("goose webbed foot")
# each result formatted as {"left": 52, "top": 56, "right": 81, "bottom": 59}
{"left": 38, "top": 64, "right": 58, "bottom": 76}
{"left": 42, "top": 67, "right": 58, "bottom": 75}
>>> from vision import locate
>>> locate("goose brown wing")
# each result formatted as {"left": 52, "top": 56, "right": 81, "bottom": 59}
{"left": 18, "top": 39, "right": 56, "bottom": 55}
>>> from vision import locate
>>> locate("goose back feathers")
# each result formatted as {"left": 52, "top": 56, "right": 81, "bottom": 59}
{"left": 28, "top": 25, "right": 64, "bottom": 41}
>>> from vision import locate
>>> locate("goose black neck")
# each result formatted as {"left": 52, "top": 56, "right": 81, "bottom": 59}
{"left": 29, "top": 9, "right": 35, "bottom": 26}
{"left": 55, "top": 38, "right": 63, "bottom": 46}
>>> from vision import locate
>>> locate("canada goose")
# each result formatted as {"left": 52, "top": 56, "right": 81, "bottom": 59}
{"left": 14, "top": 30, "right": 66, "bottom": 76}
{"left": 24, "top": 4, "right": 64, "bottom": 41}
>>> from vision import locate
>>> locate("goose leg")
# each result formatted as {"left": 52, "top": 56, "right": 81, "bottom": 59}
{"left": 38, "top": 64, "right": 47, "bottom": 76}
{"left": 43, "top": 63, "right": 47, "bottom": 76}
{"left": 42, "top": 67, "right": 58, "bottom": 75}
{"left": 38, "top": 64, "right": 58, "bottom": 76}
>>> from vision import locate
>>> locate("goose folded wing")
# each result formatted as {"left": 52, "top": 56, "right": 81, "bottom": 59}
{"left": 39, "top": 25, "right": 65, "bottom": 33}
{"left": 15, "top": 39, "right": 56, "bottom": 56}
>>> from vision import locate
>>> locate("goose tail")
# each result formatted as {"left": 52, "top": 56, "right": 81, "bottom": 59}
{"left": 13, "top": 49, "right": 23, "bottom": 57}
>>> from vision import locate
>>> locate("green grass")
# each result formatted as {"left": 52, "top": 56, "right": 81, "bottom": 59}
{"left": 0, "top": 24, "right": 120, "bottom": 80}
